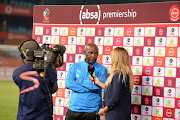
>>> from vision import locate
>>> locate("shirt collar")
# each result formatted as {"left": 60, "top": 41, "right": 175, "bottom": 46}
{"left": 25, "top": 63, "right": 33, "bottom": 66}
{"left": 82, "top": 60, "right": 97, "bottom": 67}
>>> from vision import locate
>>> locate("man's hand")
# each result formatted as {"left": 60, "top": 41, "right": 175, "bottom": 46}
{"left": 89, "top": 90, "right": 95, "bottom": 93}
{"left": 74, "top": 79, "right": 94, "bottom": 93}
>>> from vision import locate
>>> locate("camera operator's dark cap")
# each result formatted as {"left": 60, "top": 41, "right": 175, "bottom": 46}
{"left": 18, "top": 39, "right": 39, "bottom": 61}
{"left": 53, "top": 44, "right": 66, "bottom": 56}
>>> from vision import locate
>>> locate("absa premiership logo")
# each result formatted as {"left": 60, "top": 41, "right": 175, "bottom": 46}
{"left": 79, "top": 5, "right": 101, "bottom": 24}
{"left": 169, "top": 5, "right": 180, "bottom": 22}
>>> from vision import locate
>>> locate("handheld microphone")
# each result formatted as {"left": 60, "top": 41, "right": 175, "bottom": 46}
{"left": 88, "top": 65, "right": 95, "bottom": 84}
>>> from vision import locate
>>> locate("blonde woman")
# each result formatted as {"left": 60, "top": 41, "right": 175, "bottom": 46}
{"left": 90, "top": 47, "right": 133, "bottom": 120}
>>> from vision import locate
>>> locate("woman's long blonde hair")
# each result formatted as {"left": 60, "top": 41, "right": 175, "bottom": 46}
{"left": 105, "top": 47, "right": 134, "bottom": 92}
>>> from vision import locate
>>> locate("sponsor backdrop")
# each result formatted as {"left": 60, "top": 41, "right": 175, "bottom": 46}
{"left": 33, "top": 1, "right": 180, "bottom": 120}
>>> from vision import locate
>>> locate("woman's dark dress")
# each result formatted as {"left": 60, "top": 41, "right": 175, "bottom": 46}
{"left": 104, "top": 72, "right": 131, "bottom": 120}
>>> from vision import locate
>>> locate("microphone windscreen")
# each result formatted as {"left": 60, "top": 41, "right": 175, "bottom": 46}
{"left": 88, "top": 65, "right": 95, "bottom": 75}
{"left": 53, "top": 44, "right": 66, "bottom": 56}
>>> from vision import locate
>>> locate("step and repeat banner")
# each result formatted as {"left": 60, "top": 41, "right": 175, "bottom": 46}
{"left": 33, "top": 1, "right": 180, "bottom": 120}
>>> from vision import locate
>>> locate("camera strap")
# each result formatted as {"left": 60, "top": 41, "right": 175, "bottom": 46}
{"left": 41, "top": 69, "right": 53, "bottom": 120}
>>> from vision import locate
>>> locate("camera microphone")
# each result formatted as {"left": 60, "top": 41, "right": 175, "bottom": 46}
{"left": 88, "top": 65, "right": 95, "bottom": 84}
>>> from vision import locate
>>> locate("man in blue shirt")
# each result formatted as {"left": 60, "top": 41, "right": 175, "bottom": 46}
{"left": 65, "top": 43, "right": 107, "bottom": 120}
{"left": 13, "top": 39, "right": 66, "bottom": 120}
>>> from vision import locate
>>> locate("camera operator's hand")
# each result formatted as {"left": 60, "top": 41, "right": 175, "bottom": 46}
{"left": 53, "top": 54, "right": 62, "bottom": 69}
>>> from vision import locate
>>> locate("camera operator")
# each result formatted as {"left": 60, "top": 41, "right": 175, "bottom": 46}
{"left": 12, "top": 39, "right": 66, "bottom": 120}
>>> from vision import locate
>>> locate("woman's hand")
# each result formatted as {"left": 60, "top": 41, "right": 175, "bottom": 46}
{"left": 89, "top": 75, "right": 105, "bottom": 89}
{"left": 98, "top": 108, "right": 105, "bottom": 116}
{"left": 89, "top": 75, "right": 100, "bottom": 85}
{"left": 98, "top": 106, "right": 109, "bottom": 116}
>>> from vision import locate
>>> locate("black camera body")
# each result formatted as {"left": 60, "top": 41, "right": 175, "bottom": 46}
{"left": 33, "top": 43, "right": 58, "bottom": 70}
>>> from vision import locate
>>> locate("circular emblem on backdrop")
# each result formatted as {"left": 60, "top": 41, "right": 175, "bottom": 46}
{"left": 134, "top": 106, "right": 138, "bottom": 113}
{"left": 58, "top": 89, "right": 62, "bottom": 96}
{"left": 69, "top": 55, "right": 73, "bottom": 61}
{"left": 168, "top": 48, "right": 174, "bottom": 56}
{"left": 88, "top": 38, "right": 92, "bottom": 43}
{"left": 166, "top": 109, "right": 172, "bottom": 117}
{"left": 61, "top": 37, "right": 66, "bottom": 44}
{"left": 156, "top": 88, "right": 160, "bottom": 95}
{"left": 105, "top": 47, "right": 110, "bottom": 54}
{"left": 159, "top": 28, "right": 164, "bottom": 35}
{"left": 116, "top": 38, "right": 121, "bottom": 45}
{"left": 147, "top": 38, "right": 151, "bottom": 45}
{"left": 70, "top": 28, "right": 76, "bottom": 35}
{"left": 98, "top": 29, "right": 102, "bottom": 35}
{"left": 167, "top": 79, "right": 172, "bottom": 86}
{"left": 37, "top": 36, "right": 41, "bottom": 42}
{"left": 60, "top": 65, "right": 64, "bottom": 70}
{"left": 156, "top": 58, "right": 162, "bottom": 66}
{"left": 46, "top": 29, "right": 49, "bottom": 34}
{"left": 126, "top": 28, "right": 132, "bottom": 36}
{"left": 178, "top": 100, "right": 180, "bottom": 107}
{"left": 78, "top": 47, "right": 83, "bottom": 53}
{"left": 145, "top": 67, "right": 151, "bottom": 75}
{"left": 134, "top": 76, "right": 140, "bottom": 84}
{"left": 79, "top": 5, "right": 101, "bottom": 24}
{"left": 145, "top": 97, "right": 149, "bottom": 104}
{"left": 169, "top": 5, "right": 180, "bottom": 22}
{"left": 136, "top": 48, "right": 140, "bottom": 55}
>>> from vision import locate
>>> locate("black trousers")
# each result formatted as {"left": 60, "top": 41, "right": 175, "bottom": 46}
{"left": 65, "top": 109, "right": 100, "bottom": 120}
